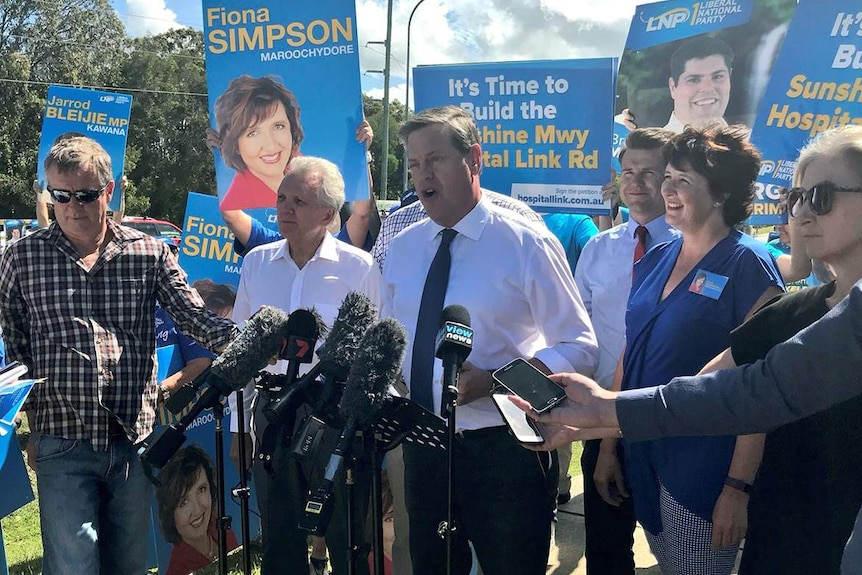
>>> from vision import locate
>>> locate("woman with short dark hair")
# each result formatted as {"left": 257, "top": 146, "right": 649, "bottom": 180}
{"left": 596, "top": 125, "right": 784, "bottom": 574}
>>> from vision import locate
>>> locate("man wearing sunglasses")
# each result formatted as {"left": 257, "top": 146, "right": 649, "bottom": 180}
{"left": 0, "top": 136, "right": 238, "bottom": 575}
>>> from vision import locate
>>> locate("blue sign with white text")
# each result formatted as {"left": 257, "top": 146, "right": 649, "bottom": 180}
{"left": 625, "top": 0, "right": 755, "bottom": 50}
{"left": 202, "top": 0, "right": 367, "bottom": 208}
{"left": 748, "top": 0, "right": 862, "bottom": 224}
{"left": 37, "top": 86, "right": 133, "bottom": 212}
{"left": 413, "top": 59, "right": 616, "bottom": 215}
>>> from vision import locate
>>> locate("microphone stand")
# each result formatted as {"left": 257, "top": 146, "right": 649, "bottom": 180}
{"left": 440, "top": 376, "right": 459, "bottom": 575}
{"left": 234, "top": 388, "right": 253, "bottom": 575}
{"left": 367, "top": 432, "right": 385, "bottom": 575}
{"left": 213, "top": 400, "right": 230, "bottom": 575}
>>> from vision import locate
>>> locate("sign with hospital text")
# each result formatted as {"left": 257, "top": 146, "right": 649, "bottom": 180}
{"left": 748, "top": 0, "right": 862, "bottom": 224}
{"left": 201, "top": 0, "right": 367, "bottom": 209}
{"left": 37, "top": 85, "right": 132, "bottom": 212}
{"left": 413, "top": 59, "right": 616, "bottom": 215}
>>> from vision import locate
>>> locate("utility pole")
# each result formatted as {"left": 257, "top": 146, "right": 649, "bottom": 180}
{"left": 367, "top": 0, "right": 395, "bottom": 199}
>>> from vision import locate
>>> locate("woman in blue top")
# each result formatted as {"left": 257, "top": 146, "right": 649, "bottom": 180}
{"left": 596, "top": 125, "right": 784, "bottom": 574}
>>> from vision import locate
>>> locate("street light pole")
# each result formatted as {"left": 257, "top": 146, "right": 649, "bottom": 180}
{"left": 402, "top": 0, "right": 428, "bottom": 192}
{"left": 378, "top": 0, "right": 395, "bottom": 200}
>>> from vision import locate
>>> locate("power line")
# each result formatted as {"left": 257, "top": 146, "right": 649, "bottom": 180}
{"left": 0, "top": 76, "right": 208, "bottom": 97}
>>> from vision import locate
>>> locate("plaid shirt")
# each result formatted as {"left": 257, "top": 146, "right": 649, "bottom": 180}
{"left": 371, "top": 189, "right": 546, "bottom": 273}
{"left": 0, "top": 220, "right": 237, "bottom": 450}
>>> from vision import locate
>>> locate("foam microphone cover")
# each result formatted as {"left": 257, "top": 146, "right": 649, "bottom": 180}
{"left": 316, "top": 291, "right": 377, "bottom": 367}
{"left": 210, "top": 305, "right": 290, "bottom": 392}
{"left": 340, "top": 318, "right": 408, "bottom": 425}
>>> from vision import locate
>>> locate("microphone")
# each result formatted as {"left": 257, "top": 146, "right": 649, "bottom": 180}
{"left": 278, "top": 308, "right": 321, "bottom": 385}
{"left": 139, "top": 306, "right": 290, "bottom": 468}
{"left": 261, "top": 291, "right": 377, "bottom": 425}
{"left": 300, "top": 317, "right": 407, "bottom": 535}
{"left": 436, "top": 305, "right": 473, "bottom": 418}
{"left": 166, "top": 306, "right": 292, "bottom": 413}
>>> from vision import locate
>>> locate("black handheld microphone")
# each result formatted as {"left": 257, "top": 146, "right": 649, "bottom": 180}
{"left": 299, "top": 318, "right": 407, "bottom": 535}
{"left": 436, "top": 305, "right": 473, "bottom": 418}
{"left": 278, "top": 308, "right": 321, "bottom": 385}
{"left": 262, "top": 291, "right": 377, "bottom": 425}
{"left": 139, "top": 306, "right": 290, "bottom": 468}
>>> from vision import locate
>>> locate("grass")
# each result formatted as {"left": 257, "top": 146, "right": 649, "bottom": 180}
{"left": 2, "top": 420, "right": 583, "bottom": 575}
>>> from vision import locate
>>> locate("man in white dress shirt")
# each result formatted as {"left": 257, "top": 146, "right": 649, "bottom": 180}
{"left": 574, "top": 128, "right": 678, "bottom": 574}
{"left": 228, "top": 156, "right": 380, "bottom": 575}
{"left": 382, "top": 105, "right": 598, "bottom": 575}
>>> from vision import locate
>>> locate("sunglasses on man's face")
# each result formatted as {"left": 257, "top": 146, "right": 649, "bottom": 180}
{"left": 47, "top": 184, "right": 108, "bottom": 204}
{"left": 787, "top": 182, "right": 862, "bottom": 218}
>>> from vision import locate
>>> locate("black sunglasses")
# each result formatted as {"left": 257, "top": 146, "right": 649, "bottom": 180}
{"left": 47, "top": 183, "right": 108, "bottom": 204}
{"left": 787, "top": 182, "right": 862, "bottom": 218}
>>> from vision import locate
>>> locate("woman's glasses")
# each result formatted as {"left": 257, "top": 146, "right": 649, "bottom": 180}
{"left": 47, "top": 184, "right": 108, "bottom": 204}
{"left": 786, "top": 182, "right": 862, "bottom": 217}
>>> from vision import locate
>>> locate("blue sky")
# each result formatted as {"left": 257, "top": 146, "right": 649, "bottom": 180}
{"left": 110, "top": 0, "right": 660, "bottom": 105}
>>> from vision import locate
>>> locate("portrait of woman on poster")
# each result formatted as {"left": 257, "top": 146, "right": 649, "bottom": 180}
{"left": 157, "top": 445, "right": 238, "bottom": 575}
{"left": 207, "top": 74, "right": 304, "bottom": 211}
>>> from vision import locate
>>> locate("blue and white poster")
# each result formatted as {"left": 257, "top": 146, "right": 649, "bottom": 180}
{"left": 615, "top": 0, "right": 797, "bottom": 134}
{"left": 413, "top": 59, "right": 616, "bottom": 215}
{"left": 202, "top": 0, "right": 367, "bottom": 209}
{"left": 748, "top": 0, "right": 862, "bottom": 224}
{"left": 146, "top": 192, "right": 255, "bottom": 574}
{"left": 36, "top": 86, "right": 133, "bottom": 213}
{"left": 0, "top": 380, "right": 36, "bottom": 519}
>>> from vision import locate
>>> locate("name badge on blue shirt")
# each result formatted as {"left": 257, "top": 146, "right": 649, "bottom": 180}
{"left": 689, "top": 269, "right": 728, "bottom": 300}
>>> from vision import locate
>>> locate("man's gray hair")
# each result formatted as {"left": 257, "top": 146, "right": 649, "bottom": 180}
{"left": 287, "top": 156, "right": 345, "bottom": 213}
{"left": 44, "top": 135, "right": 112, "bottom": 185}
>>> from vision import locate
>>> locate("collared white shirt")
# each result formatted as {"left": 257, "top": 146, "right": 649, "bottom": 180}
{"left": 574, "top": 216, "right": 679, "bottom": 388}
{"left": 382, "top": 195, "right": 598, "bottom": 431}
{"left": 229, "top": 233, "right": 381, "bottom": 431}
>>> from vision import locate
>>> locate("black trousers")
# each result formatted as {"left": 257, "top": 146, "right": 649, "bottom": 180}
{"left": 403, "top": 426, "right": 557, "bottom": 575}
{"left": 581, "top": 439, "right": 636, "bottom": 575}
{"left": 252, "top": 392, "right": 371, "bottom": 575}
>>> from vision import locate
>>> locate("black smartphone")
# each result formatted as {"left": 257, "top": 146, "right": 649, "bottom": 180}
{"left": 491, "top": 393, "right": 544, "bottom": 445}
{"left": 492, "top": 358, "right": 566, "bottom": 414}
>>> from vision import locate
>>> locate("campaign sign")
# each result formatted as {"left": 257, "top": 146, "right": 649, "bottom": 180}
{"left": 178, "top": 192, "right": 253, "bottom": 283}
{"left": 748, "top": 0, "right": 862, "bottom": 224}
{"left": 0, "top": 380, "right": 35, "bottom": 519}
{"left": 202, "top": 0, "right": 367, "bottom": 209}
{"left": 615, "top": 0, "right": 797, "bottom": 132}
{"left": 413, "top": 59, "right": 616, "bottom": 215}
{"left": 145, "top": 192, "right": 255, "bottom": 574}
{"left": 37, "top": 86, "right": 133, "bottom": 212}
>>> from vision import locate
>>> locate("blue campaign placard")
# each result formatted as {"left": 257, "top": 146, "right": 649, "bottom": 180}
{"left": 413, "top": 59, "right": 616, "bottom": 215}
{"left": 625, "top": 0, "right": 756, "bottom": 51}
{"left": 0, "top": 380, "right": 35, "bottom": 519}
{"left": 37, "top": 86, "right": 132, "bottom": 213}
{"left": 178, "top": 192, "right": 249, "bottom": 284}
{"left": 615, "top": 0, "right": 797, "bottom": 132}
{"left": 201, "top": 0, "right": 367, "bottom": 209}
{"left": 748, "top": 0, "right": 862, "bottom": 224}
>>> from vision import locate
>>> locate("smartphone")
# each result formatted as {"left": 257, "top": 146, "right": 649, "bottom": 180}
{"left": 492, "top": 358, "right": 566, "bottom": 414}
{"left": 491, "top": 393, "right": 544, "bottom": 445}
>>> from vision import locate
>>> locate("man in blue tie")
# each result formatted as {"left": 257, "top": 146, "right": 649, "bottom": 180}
{"left": 381, "top": 105, "right": 598, "bottom": 575}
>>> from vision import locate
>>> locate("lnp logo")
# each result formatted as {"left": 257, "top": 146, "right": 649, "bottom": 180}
{"left": 645, "top": 7, "right": 691, "bottom": 31}
{"left": 99, "top": 95, "right": 115, "bottom": 103}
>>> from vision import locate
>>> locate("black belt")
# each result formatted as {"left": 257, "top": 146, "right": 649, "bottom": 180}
{"left": 108, "top": 418, "right": 127, "bottom": 439}
{"left": 455, "top": 425, "right": 507, "bottom": 441}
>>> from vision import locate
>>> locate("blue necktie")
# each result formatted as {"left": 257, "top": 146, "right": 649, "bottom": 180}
{"left": 410, "top": 228, "right": 458, "bottom": 410}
